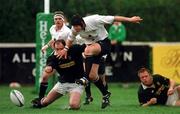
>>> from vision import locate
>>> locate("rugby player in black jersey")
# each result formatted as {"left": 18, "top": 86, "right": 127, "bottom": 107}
{"left": 138, "top": 67, "right": 180, "bottom": 107}
{"left": 32, "top": 39, "right": 87, "bottom": 109}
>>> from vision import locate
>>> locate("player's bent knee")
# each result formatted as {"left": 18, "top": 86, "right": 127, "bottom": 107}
{"left": 45, "top": 66, "right": 53, "bottom": 73}
{"left": 84, "top": 47, "right": 92, "bottom": 54}
{"left": 41, "top": 66, "right": 53, "bottom": 82}
{"left": 69, "top": 103, "right": 80, "bottom": 110}
{"left": 41, "top": 76, "right": 49, "bottom": 82}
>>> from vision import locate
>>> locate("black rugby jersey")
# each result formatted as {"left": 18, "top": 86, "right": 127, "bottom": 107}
{"left": 46, "top": 44, "right": 85, "bottom": 83}
{"left": 138, "top": 74, "right": 170, "bottom": 105}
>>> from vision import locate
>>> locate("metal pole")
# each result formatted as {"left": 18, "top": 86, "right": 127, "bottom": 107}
{"left": 44, "top": 0, "right": 50, "bottom": 14}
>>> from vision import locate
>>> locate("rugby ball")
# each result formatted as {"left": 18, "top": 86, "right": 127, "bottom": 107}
{"left": 10, "top": 90, "right": 25, "bottom": 107}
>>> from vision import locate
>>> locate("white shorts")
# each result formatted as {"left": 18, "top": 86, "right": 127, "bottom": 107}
{"left": 52, "top": 82, "right": 84, "bottom": 95}
{"left": 166, "top": 89, "right": 179, "bottom": 106}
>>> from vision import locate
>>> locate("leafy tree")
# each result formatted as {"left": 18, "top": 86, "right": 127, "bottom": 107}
{"left": 0, "top": 0, "right": 179, "bottom": 42}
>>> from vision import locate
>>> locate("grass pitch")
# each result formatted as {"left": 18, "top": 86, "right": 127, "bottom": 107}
{"left": 0, "top": 83, "right": 180, "bottom": 114}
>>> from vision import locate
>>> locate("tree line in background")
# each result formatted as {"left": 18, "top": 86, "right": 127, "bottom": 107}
{"left": 0, "top": 0, "right": 179, "bottom": 43}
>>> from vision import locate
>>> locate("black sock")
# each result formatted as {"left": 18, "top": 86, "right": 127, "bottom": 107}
{"left": 94, "top": 78, "right": 108, "bottom": 96}
{"left": 84, "top": 57, "right": 94, "bottom": 76}
{"left": 104, "top": 83, "right": 108, "bottom": 91}
{"left": 39, "top": 82, "right": 48, "bottom": 99}
{"left": 84, "top": 56, "right": 93, "bottom": 98}
{"left": 85, "top": 83, "right": 91, "bottom": 97}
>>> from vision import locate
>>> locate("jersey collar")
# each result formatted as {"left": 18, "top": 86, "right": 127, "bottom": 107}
{"left": 141, "top": 83, "right": 155, "bottom": 89}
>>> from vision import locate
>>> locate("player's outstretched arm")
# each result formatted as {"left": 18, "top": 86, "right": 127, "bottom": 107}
{"left": 114, "top": 16, "right": 143, "bottom": 24}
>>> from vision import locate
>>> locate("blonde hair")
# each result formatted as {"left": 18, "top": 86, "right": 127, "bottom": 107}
{"left": 137, "top": 67, "right": 151, "bottom": 77}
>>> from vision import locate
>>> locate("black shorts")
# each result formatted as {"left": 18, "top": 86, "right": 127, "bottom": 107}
{"left": 97, "top": 38, "right": 111, "bottom": 57}
{"left": 92, "top": 38, "right": 111, "bottom": 64}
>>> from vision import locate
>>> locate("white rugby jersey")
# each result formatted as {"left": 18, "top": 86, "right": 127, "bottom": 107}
{"left": 50, "top": 24, "right": 71, "bottom": 41}
{"left": 68, "top": 14, "right": 114, "bottom": 44}
{"left": 74, "top": 34, "right": 85, "bottom": 45}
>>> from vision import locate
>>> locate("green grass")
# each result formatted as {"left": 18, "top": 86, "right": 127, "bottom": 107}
{"left": 0, "top": 83, "right": 180, "bottom": 114}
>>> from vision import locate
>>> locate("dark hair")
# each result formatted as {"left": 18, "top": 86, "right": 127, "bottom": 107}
{"left": 54, "top": 39, "right": 66, "bottom": 46}
{"left": 71, "top": 14, "right": 85, "bottom": 27}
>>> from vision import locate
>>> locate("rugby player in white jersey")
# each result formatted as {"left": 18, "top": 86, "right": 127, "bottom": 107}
{"left": 41, "top": 11, "right": 71, "bottom": 53}
{"left": 32, "top": 11, "right": 71, "bottom": 103}
{"left": 57, "top": 14, "right": 142, "bottom": 109}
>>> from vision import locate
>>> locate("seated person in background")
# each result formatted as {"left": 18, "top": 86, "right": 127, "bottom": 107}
{"left": 31, "top": 39, "right": 87, "bottom": 110}
{"left": 137, "top": 67, "right": 180, "bottom": 107}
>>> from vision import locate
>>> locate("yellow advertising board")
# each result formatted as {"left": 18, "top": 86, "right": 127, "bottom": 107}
{"left": 153, "top": 45, "right": 180, "bottom": 83}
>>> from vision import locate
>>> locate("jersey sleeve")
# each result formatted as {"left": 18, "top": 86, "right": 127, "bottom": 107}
{"left": 46, "top": 55, "right": 57, "bottom": 69}
{"left": 138, "top": 86, "right": 148, "bottom": 105}
{"left": 67, "top": 27, "right": 78, "bottom": 41}
{"left": 95, "top": 15, "right": 114, "bottom": 25}
{"left": 108, "top": 25, "right": 115, "bottom": 39}
{"left": 153, "top": 74, "right": 170, "bottom": 85}
{"left": 138, "top": 86, "right": 156, "bottom": 106}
